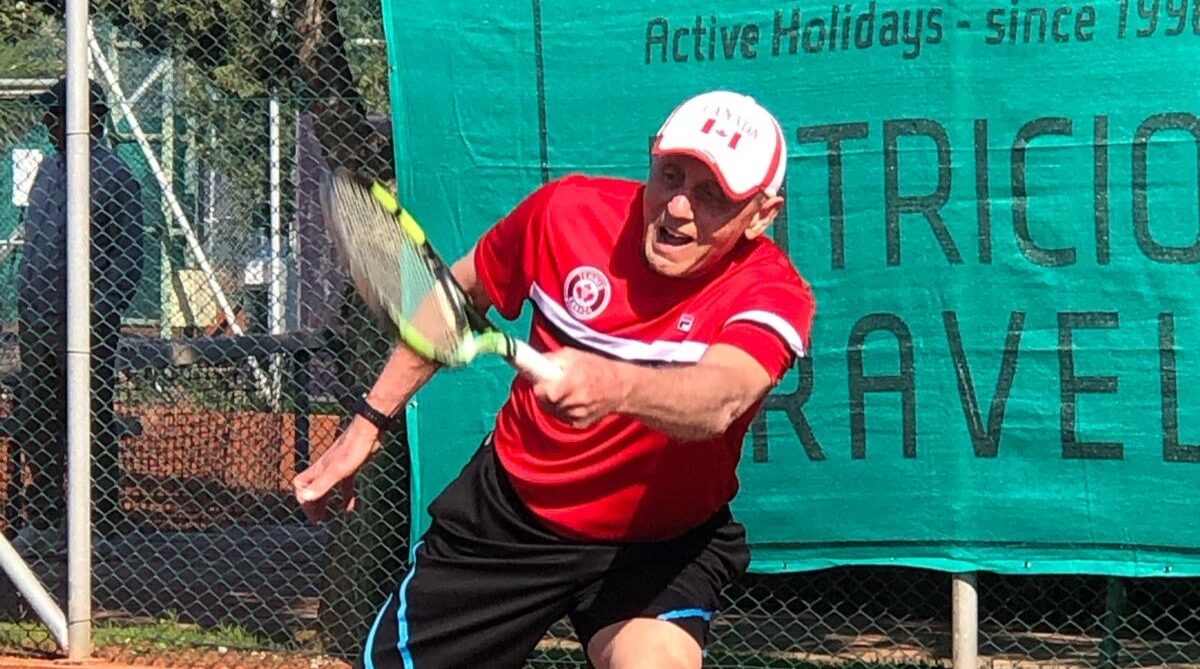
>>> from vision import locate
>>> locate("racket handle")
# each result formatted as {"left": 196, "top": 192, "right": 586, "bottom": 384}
{"left": 511, "top": 339, "right": 564, "bottom": 383}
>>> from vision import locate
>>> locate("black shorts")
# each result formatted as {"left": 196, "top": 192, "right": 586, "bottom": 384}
{"left": 357, "top": 437, "right": 750, "bottom": 669}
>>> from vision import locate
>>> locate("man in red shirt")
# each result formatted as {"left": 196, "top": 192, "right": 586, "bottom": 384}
{"left": 294, "top": 90, "right": 815, "bottom": 669}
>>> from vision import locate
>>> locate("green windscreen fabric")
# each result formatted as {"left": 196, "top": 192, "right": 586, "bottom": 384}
{"left": 382, "top": 0, "right": 1200, "bottom": 576}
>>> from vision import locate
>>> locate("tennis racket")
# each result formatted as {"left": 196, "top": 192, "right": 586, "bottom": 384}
{"left": 320, "top": 166, "right": 562, "bottom": 383}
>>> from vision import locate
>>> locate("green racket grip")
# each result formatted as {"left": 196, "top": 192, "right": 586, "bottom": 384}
{"left": 511, "top": 339, "right": 563, "bottom": 383}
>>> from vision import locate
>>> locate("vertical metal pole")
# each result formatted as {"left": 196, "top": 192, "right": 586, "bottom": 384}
{"left": 267, "top": 0, "right": 286, "bottom": 406}
{"left": 268, "top": 86, "right": 285, "bottom": 337}
{"left": 1099, "top": 577, "right": 1125, "bottom": 669}
{"left": 952, "top": 572, "right": 978, "bottom": 669}
{"left": 293, "top": 349, "right": 311, "bottom": 471}
{"left": 65, "top": 0, "right": 93, "bottom": 659}
{"left": 268, "top": 0, "right": 285, "bottom": 335}
{"left": 159, "top": 57, "right": 175, "bottom": 339}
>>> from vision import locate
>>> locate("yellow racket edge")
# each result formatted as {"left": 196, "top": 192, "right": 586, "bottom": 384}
{"left": 369, "top": 180, "right": 427, "bottom": 245}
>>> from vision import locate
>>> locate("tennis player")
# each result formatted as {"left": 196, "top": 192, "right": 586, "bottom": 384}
{"left": 294, "top": 90, "right": 815, "bottom": 669}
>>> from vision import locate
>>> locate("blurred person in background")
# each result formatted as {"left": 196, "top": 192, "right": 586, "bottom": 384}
{"left": 9, "top": 76, "right": 144, "bottom": 553}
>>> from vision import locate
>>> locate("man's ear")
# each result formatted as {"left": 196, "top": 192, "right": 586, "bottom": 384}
{"left": 744, "top": 195, "right": 784, "bottom": 240}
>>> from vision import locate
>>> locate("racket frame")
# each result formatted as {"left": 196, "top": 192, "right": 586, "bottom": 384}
{"left": 366, "top": 180, "right": 523, "bottom": 368}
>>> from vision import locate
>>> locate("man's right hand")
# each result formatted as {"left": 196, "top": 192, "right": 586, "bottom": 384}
{"left": 292, "top": 417, "right": 381, "bottom": 523}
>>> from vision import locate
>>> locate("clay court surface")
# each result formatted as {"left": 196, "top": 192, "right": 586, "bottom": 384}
{"left": 0, "top": 652, "right": 352, "bottom": 669}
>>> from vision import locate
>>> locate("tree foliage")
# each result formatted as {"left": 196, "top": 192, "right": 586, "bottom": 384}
{"left": 0, "top": 2, "right": 63, "bottom": 79}
{"left": 1, "top": 0, "right": 392, "bottom": 177}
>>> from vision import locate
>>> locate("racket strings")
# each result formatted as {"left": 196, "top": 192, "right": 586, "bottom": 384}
{"left": 323, "top": 171, "right": 465, "bottom": 360}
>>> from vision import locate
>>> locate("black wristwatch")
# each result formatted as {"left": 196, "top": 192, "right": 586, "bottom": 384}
{"left": 353, "top": 394, "right": 398, "bottom": 432}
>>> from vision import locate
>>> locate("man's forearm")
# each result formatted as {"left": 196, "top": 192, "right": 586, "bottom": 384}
{"left": 363, "top": 344, "right": 440, "bottom": 418}
{"left": 349, "top": 247, "right": 483, "bottom": 439}
{"left": 305, "top": 342, "right": 438, "bottom": 490}
{"left": 613, "top": 360, "right": 762, "bottom": 441}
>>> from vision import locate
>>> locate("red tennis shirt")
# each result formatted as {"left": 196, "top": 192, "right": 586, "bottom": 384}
{"left": 474, "top": 174, "right": 815, "bottom": 542}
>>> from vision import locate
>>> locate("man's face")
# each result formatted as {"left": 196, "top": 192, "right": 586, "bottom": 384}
{"left": 641, "top": 154, "right": 781, "bottom": 279}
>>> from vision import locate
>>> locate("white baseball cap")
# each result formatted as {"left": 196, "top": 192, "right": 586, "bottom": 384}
{"left": 651, "top": 90, "right": 787, "bottom": 199}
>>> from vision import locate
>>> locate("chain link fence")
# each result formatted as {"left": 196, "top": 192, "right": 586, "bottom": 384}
{"left": 1, "top": 3, "right": 1199, "bottom": 669}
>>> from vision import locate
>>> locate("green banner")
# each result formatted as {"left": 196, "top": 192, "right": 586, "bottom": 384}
{"left": 382, "top": 0, "right": 1200, "bottom": 576}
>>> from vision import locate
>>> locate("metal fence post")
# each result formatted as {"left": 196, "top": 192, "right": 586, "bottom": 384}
{"left": 1099, "top": 576, "right": 1126, "bottom": 669}
{"left": 953, "top": 572, "right": 978, "bottom": 669}
{"left": 64, "top": 0, "right": 92, "bottom": 658}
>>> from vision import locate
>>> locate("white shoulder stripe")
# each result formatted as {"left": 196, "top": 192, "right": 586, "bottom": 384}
{"left": 724, "top": 310, "right": 808, "bottom": 357}
{"left": 529, "top": 283, "right": 709, "bottom": 363}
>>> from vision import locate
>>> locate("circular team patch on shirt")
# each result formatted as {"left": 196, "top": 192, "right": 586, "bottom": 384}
{"left": 563, "top": 266, "right": 611, "bottom": 321}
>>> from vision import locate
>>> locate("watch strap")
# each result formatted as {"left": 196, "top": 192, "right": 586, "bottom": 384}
{"left": 353, "top": 394, "right": 397, "bottom": 432}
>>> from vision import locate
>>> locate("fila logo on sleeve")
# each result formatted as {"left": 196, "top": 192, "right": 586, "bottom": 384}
{"left": 563, "top": 266, "right": 611, "bottom": 321}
